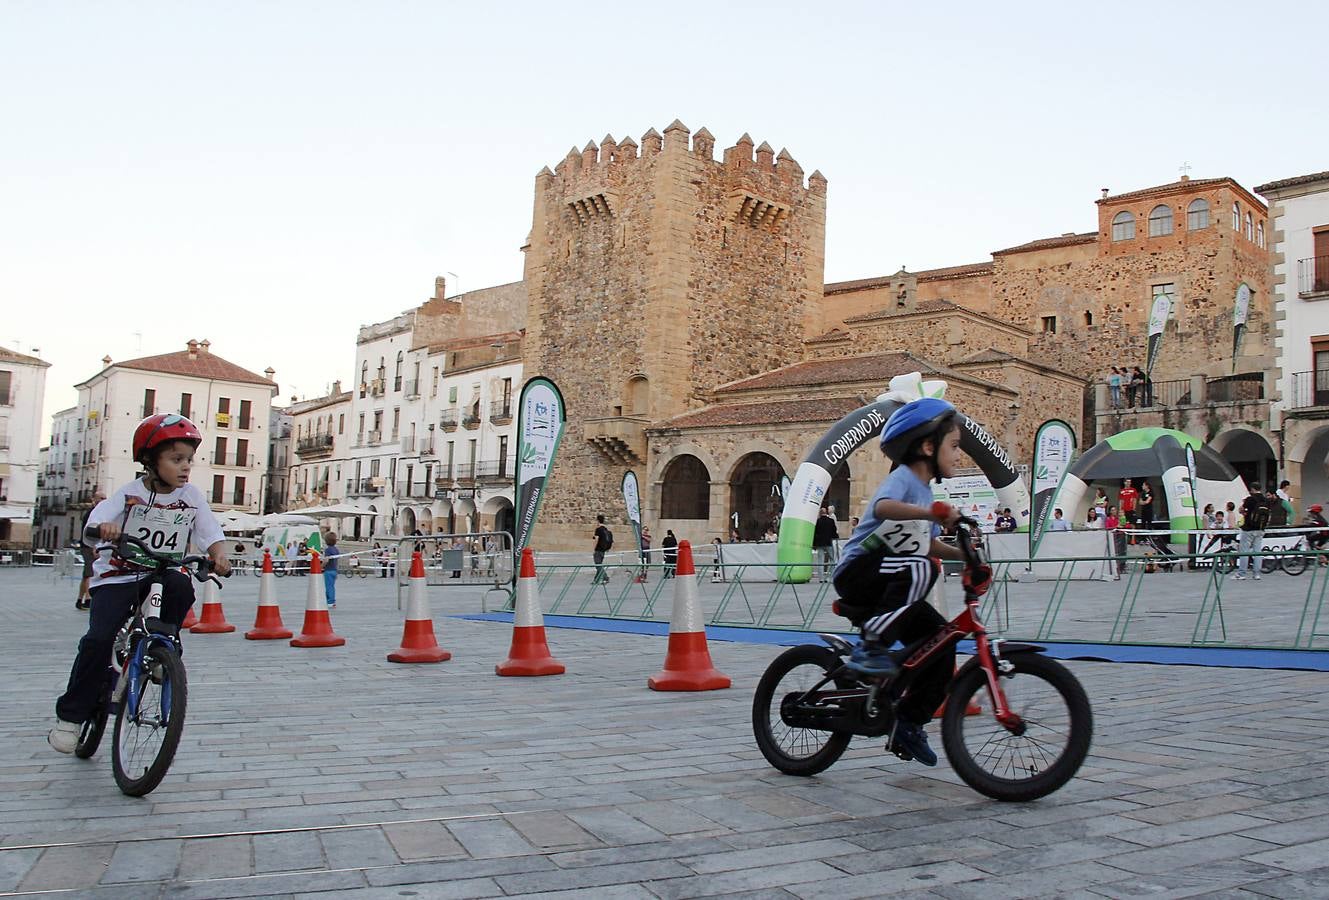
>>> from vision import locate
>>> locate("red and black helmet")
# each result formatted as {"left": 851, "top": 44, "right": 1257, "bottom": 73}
{"left": 132, "top": 413, "right": 202, "bottom": 463}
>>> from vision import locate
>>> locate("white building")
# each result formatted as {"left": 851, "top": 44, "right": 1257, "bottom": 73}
{"left": 0, "top": 347, "right": 50, "bottom": 547}
{"left": 286, "top": 385, "right": 353, "bottom": 514}
{"left": 66, "top": 340, "right": 278, "bottom": 519}
{"left": 36, "top": 405, "right": 80, "bottom": 549}
{"left": 263, "top": 406, "right": 292, "bottom": 514}
{"left": 1257, "top": 171, "right": 1329, "bottom": 504}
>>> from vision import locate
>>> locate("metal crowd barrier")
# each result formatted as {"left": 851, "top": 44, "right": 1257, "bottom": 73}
{"left": 383, "top": 531, "right": 515, "bottom": 610}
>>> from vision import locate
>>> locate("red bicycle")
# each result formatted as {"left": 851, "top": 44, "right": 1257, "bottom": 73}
{"left": 752, "top": 515, "right": 1093, "bottom": 802}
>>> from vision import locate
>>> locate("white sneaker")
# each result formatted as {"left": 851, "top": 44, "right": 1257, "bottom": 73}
{"left": 48, "top": 720, "right": 79, "bottom": 754}
{"left": 1231, "top": 573, "right": 1245, "bottom": 580}
{"left": 1254, "top": 574, "right": 1262, "bottom": 580}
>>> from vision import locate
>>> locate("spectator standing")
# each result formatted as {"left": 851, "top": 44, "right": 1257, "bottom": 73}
{"left": 323, "top": 532, "right": 340, "bottom": 608}
{"left": 1267, "top": 485, "right": 1289, "bottom": 528}
{"left": 1086, "top": 509, "right": 1102, "bottom": 529}
{"left": 1129, "top": 367, "right": 1146, "bottom": 407}
{"left": 661, "top": 529, "right": 678, "bottom": 579}
{"left": 1306, "top": 504, "right": 1329, "bottom": 556}
{"left": 592, "top": 514, "right": 613, "bottom": 585}
{"left": 711, "top": 536, "right": 726, "bottom": 583}
{"left": 1093, "top": 487, "right": 1109, "bottom": 521}
{"left": 1118, "top": 479, "right": 1139, "bottom": 524}
{"left": 1108, "top": 367, "right": 1122, "bottom": 408}
{"left": 1233, "top": 483, "right": 1270, "bottom": 580}
{"left": 994, "top": 508, "right": 1017, "bottom": 533}
{"left": 1105, "top": 506, "right": 1125, "bottom": 580}
{"left": 813, "top": 505, "right": 839, "bottom": 582}
{"left": 639, "top": 525, "right": 652, "bottom": 580}
{"left": 1138, "top": 482, "right": 1155, "bottom": 530}
{"left": 1049, "top": 509, "right": 1072, "bottom": 531}
{"left": 74, "top": 489, "right": 107, "bottom": 610}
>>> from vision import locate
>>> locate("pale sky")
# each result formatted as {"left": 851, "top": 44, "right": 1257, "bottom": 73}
{"left": 4, "top": 0, "right": 1326, "bottom": 443}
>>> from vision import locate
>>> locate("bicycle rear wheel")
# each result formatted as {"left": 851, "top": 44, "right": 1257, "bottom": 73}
{"left": 74, "top": 667, "right": 115, "bottom": 759}
{"left": 752, "top": 645, "right": 853, "bottom": 776}
{"left": 1261, "top": 557, "right": 1278, "bottom": 575}
{"left": 112, "top": 643, "right": 187, "bottom": 796}
{"left": 1282, "top": 553, "right": 1309, "bottom": 576}
{"left": 941, "top": 653, "right": 1092, "bottom": 802}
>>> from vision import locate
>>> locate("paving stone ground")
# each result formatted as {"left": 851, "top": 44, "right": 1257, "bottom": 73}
{"left": 3, "top": 566, "right": 1329, "bottom": 898}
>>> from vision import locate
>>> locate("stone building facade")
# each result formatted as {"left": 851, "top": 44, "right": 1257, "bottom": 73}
{"left": 521, "top": 122, "right": 827, "bottom": 548}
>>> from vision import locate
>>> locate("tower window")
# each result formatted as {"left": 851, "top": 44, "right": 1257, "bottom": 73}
{"left": 1187, "top": 198, "right": 1210, "bottom": 230}
{"left": 1084, "top": 311, "right": 1093, "bottom": 327}
{"left": 1041, "top": 316, "right": 1057, "bottom": 334}
{"left": 1148, "top": 204, "right": 1174, "bottom": 237}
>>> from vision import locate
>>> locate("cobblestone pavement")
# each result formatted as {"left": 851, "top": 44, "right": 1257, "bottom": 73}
{"left": 4, "top": 567, "right": 1329, "bottom": 898}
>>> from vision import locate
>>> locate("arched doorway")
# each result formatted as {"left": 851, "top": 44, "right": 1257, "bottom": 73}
{"left": 730, "top": 452, "right": 786, "bottom": 541}
{"left": 484, "top": 496, "right": 515, "bottom": 536}
{"left": 828, "top": 461, "right": 851, "bottom": 522}
{"left": 1212, "top": 429, "right": 1277, "bottom": 489}
{"left": 398, "top": 507, "right": 416, "bottom": 536}
{"left": 661, "top": 455, "right": 710, "bottom": 520}
{"left": 417, "top": 509, "right": 433, "bottom": 535}
{"left": 1294, "top": 426, "right": 1329, "bottom": 505}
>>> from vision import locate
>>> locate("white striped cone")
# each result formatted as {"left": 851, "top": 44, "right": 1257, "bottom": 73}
{"left": 648, "top": 541, "right": 730, "bottom": 691}
{"left": 246, "top": 550, "right": 291, "bottom": 640}
{"left": 496, "top": 548, "right": 564, "bottom": 676}
{"left": 190, "top": 575, "right": 235, "bottom": 633}
{"left": 388, "top": 552, "right": 451, "bottom": 663}
{"left": 291, "top": 551, "right": 345, "bottom": 647}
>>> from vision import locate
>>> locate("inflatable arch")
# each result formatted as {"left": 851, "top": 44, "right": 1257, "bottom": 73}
{"left": 776, "top": 375, "right": 1030, "bottom": 584}
{"left": 1052, "top": 427, "right": 1246, "bottom": 543}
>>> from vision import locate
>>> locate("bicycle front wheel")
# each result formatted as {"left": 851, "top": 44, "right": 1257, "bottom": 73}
{"left": 752, "top": 645, "right": 853, "bottom": 776}
{"left": 1261, "top": 557, "right": 1278, "bottom": 575}
{"left": 941, "top": 653, "right": 1092, "bottom": 802}
{"left": 75, "top": 667, "right": 115, "bottom": 759}
{"left": 112, "top": 643, "right": 187, "bottom": 797}
{"left": 1282, "top": 553, "right": 1309, "bottom": 576}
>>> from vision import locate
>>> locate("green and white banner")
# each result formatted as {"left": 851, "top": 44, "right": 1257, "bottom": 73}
{"left": 622, "top": 471, "right": 643, "bottom": 558}
{"left": 513, "top": 376, "right": 567, "bottom": 553}
{"left": 1029, "top": 419, "right": 1077, "bottom": 557}
{"left": 1232, "top": 282, "right": 1252, "bottom": 372}
{"left": 1145, "top": 288, "right": 1172, "bottom": 376}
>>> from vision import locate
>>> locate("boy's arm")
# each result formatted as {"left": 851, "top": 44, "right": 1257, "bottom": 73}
{"left": 206, "top": 540, "right": 233, "bottom": 577}
{"left": 931, "top": 538, "right": 963, "bottom": 560}
{"left": 873, "top": 498, "right": 959, "bottom": 529}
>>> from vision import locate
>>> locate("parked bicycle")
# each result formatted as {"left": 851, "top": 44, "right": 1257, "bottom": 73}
{"left": 752, "top": 515, "right": 1093, "bottom": 802}
{"left": 341, "top": 555, "right": 371, "bottom": 578}
{"left": 75, "top": 529, "right": 224, "bottom": 796}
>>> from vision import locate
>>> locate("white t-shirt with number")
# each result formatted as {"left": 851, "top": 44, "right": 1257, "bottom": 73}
{"left": 85, "top": 479, "right": 225, "bottom": 585}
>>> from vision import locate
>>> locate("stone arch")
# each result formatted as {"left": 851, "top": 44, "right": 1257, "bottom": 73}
{"left": 430, "top": 499, "right": 453, "bottom": 534}
{"left": 397, "top": 507, "right": 416, "bottom": 535}
{"left": 729, "top": 451, "right": 788, "bottom": 541}
{"left": 722, "top": 439, "right": 794, "bottom": 483}
{"left": 661, "top": 454, "right": 711, "bottom": 520}
{"left": 648, "top": 442, "right": 722, "bottom": 487}
{"left": 454, "top": 498, "right": 476, "bottom": 533}
{"left": 626, "top": 374, "right": 650, "bottom": 416}
{"left": 416, "top": 508, "right": 433, "bottom": 534}
{"left": 1289, "top": 424, "right": 1329, "bottom": 506}
{"left": 482, "top": 495, "right": 515, "bottom": 536}
{"left": 1210, "top": 426, "right": 1276, "bottom": 489}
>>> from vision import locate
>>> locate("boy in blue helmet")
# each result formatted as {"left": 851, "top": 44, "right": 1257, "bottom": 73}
{"left": 832, "top": 397, "right": 991, "bottom": 766}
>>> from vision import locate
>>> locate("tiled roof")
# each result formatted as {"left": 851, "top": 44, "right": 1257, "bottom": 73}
{"left": 824, "top": 262, "right": 993, "bottom": 295}
{"left": 992, "top": 232, "right": 1097, "bottom": 256}
{"left": 805, "top": 328, "right": 852, "bottom": 344}
{"left": 105, "top": 349, "right": 276, "bottom": 387}
{"left": 842, "top": 300, "right": 957, "bottom": 324}
{"left": 285, "top": 391, "right": 352, "bottom": 415}
{"left": 429, "top": 329, "right": 525, "bottom": 353}
{"left": 1255, "top": 171, "right": 1329, "bottom": 194}
{"left": 0, "top": 347, "right": 50, "bottom": 367}
{"left": 953, "top": 347, "right": 1085, "bottom": 381}
{"left": 715, "top": 351, "right": 947, "bottom": 393}
{"left": 957, "top": 348, "right": 1014, "bottom": 365}
{"left": 656, "top": 396, "right": 867, "bottom": 429}
{"left": 1099, "top": 177, "right": 1266, "bottom": 210}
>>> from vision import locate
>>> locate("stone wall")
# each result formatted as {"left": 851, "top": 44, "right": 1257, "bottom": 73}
{"left": 821, "top": 309, "right": 1031, "bottom": 366}
{"left": 521, "top": 123, "right": 827, "bottom": 549}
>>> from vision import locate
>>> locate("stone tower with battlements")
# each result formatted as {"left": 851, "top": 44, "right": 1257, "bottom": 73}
{"left": 522, "top": 120, "right": 827, "bottom": 548}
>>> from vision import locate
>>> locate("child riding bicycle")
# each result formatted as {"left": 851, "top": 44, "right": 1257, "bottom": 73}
{"left": 832, "top": 397, "right": 992, "bottom": 767}
{"left": 48, "top": 414, "right": 231, "bottom": 754}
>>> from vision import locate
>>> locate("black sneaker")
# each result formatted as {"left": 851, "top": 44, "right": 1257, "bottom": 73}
{"left": 891, "top": 720, "right": 938, "bottom": 767}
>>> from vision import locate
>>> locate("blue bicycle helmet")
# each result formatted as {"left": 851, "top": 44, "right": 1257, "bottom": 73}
{"left": 879, "top": 398, "right": 958, "bottom": 477}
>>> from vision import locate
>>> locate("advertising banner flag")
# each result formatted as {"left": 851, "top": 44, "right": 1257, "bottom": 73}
{"left": 1232, "top": 282, "right": 1252, "bottom": 372}
{"left": 513, "top": 377, "right": 567, "bottom": 554}
{"left": 622, "top": 471, "right": 643, "bottom": 557}
{"left": 1029, "top": 419, "right": 1077, "bottom": 558}
{"left": 1145, "top": 288, "right": 1172, "bottom": 376}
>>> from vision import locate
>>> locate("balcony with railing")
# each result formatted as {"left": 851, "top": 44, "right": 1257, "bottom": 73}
{"left": 489, "top": 400, "right": 513, "bottom": 425}
{"left": 461, "top": 409, "right": 482, "bottom": 430}
{"left": 1288, "top": 369, "right": 1329, "bottom": 410}
{"left": 454, "top": 462, "right": 476, "bottom": 484}
{"left": 475, "top": 457, "right": 516, "bottom": 481}
{"left": 366, "top": 430, "right": 382, "bottom": 446}
{"left": 370, "top": 378, "right": 386, "bottom": 397}
{"left": 295, "top": 433, "right": 335, "bottom": 459}
{"left": 404, "top": 379, "right": 420, "bottom": 399}
{"left": 211, "top": 492, "right": 254, "bottom": 509}
{"left": 1298, "top": 256, "right": 1329, "bottom": 299}
{"left": 419, "top": 439, "right": 436, "bottom": 458}
{"left": 214, "top": 453, "right": 256, "bottom": 469}
{"left": 346, "top": 478, "right": 385, "bottom": 497}
{"left": 440, "top": 410, "right": 459, "bottom": 432}
{"left": 585, "top": 414, "right": 650, "bottom": 465}
{"left": 1206, "top": 372, "right": 1264, "bottom": 403}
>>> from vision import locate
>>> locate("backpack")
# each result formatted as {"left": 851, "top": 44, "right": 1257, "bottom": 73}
{"left": 604, "top": 528, "right": 613, "bottom": 550}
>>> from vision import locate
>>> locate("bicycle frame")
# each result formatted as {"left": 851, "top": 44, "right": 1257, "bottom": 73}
{"left": 111, "top": 579, "right": 182, "bottom": 721}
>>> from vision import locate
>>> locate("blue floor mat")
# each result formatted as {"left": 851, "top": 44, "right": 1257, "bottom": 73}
{"left": 455, "top": 612, "right": 1329, "bottom": 672}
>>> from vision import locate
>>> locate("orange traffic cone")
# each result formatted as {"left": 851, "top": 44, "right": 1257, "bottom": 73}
{"left": 648, "top": 541, "right": 730, "bottom": 691}
{"left": 246, "top": 551, "right": 292, "bottom": 640}
{"left": 181, "top": 605, "right": 199, "bottom": 629}
{"left": 190, "top": 577, "right": 235, "bottom": 633}
{"left": 290, "top": 551, "right": 345, "bottom": 648}
{"left": 496, "top": 548, "right": 565, "bottom": 676}
{"left": 388, "top": 553, "right": 451, "bottom": 663}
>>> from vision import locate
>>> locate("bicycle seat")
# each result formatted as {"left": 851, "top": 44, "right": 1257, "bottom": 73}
{"left": 145, "top": 617, "right": 180, "bottom": 639}
{"left": 831, "top": 598, "right": 875, "bottom": 627}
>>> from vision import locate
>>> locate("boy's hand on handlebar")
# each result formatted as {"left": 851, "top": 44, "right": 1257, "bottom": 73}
{"left": 98, "top": 523, "right": 121, "bottom": 542}
{"left": 930, "top": 501, "right": 960, "bottom": 528}
{"left": 963, "top": 563, "right": 993, "bottom": 597}
{"left": 208, "top": 547, "right": 232, "bottom": 578}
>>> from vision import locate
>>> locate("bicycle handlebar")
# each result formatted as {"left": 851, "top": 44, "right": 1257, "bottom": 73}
{"left": 949, "top": 516, "right": 987, "bottom": 569}
{"left": 85, "top": 526, "right": 225, "bottom": 586}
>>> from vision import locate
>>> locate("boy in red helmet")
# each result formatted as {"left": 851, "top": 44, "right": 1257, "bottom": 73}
{"left": 48, "top": 414, "right": 231, "bottom": 754}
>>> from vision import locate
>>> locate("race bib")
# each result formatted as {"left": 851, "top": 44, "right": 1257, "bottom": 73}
{"left": 122, "top": 503, "right": 195, "bottom": 567}
{"left": 863, "top": 519, "right": 931, "bottom": 556}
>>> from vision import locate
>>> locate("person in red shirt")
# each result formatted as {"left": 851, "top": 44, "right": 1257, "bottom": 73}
{"left": 1118, "top": 478, "right": 1139, "bottom": 525}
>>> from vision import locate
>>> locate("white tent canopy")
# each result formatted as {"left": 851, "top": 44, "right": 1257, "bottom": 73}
{"left": 283, "top": 503, "right": 373, "bottom": 519}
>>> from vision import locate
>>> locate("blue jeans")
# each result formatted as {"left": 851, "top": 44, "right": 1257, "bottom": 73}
{"left": 324, "top": 570, "right": 337, "bottom": 604}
